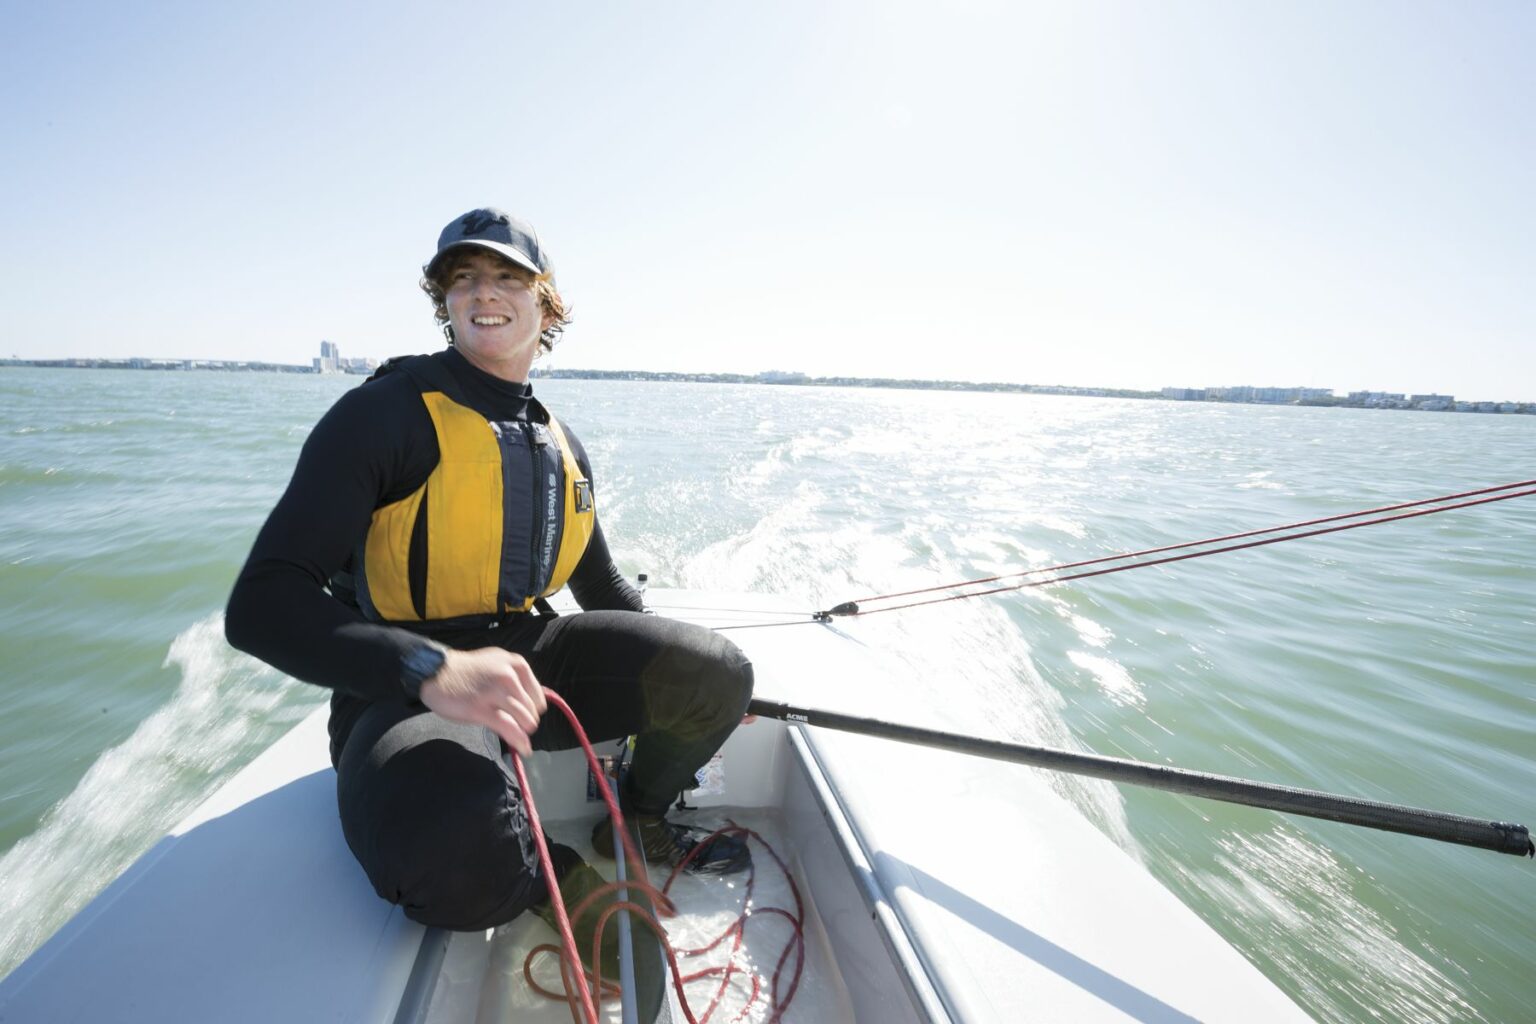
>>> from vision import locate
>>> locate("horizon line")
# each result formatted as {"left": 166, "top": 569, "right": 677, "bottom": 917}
{"left": 6, "top": 357, "right": 1533, "bottom": 410}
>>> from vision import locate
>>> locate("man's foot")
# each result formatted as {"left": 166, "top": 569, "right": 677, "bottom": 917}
{"left": 531, "top": 859, "right": 665, "bottom": 1019}
{"left": 591, "top": 814, "right": 752, "bottom": 874}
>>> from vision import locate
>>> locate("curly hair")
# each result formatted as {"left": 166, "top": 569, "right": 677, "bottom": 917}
{"left": 419, "top": 248, "right": 571, "bottom": 352}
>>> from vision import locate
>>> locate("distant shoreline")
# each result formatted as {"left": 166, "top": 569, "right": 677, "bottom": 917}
{"left": 4, "top": 358, "right": 1530, "bottom": 415}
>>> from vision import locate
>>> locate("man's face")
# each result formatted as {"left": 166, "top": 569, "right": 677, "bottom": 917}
{"left": 443, "top": 249, "right": 551, "bottom": 380}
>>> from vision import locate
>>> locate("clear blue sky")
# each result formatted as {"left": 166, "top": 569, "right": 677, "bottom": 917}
{"left": 3, "top": 1, "right": 1532, "bottom": 400}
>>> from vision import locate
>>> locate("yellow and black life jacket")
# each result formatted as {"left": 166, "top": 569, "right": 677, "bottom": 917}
{"left": 354, "top": 356, "right": 595, "bottom": 625}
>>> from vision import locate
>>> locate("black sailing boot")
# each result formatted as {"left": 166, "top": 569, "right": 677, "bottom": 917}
{"left": 591, "top": 813, "right": 752, "bottom": 875}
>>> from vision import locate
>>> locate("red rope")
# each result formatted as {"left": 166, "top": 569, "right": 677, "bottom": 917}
{"left": 509, "top": 709, "right": 597, "bottom": 1024}
{"left": 660, "top": 823, "right": 807, "bottom": 1023}
{"left": 515, "top": 693, "right": 806, "bottom": 1023}
{"left": 837, "top": 482, "right": 1536, "bottom": 617}
{"left": 513, "top": 691, "right": 670, "bottom": 1024}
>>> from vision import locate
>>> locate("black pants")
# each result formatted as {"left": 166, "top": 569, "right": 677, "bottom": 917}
{"left": 332, "top": 610, "right": 753, "bottom": 931}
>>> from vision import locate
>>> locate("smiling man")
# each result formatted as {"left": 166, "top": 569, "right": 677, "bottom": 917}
{"left": 225, "top": 208, "right": 754, "bottom": 1015}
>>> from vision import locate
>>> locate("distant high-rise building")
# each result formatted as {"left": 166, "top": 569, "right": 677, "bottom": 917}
{"left": 316, "top": 340, "right": 340, "bottom": 373}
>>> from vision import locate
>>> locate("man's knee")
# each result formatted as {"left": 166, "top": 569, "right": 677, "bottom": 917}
{"left": 334, "top": 703, "right": 546, "bottom": 931}
{"left": 360, "top": 784, "right": 538, "bottom": 931}
{"left": 712, "top": 639, "right": 754, "bottom": 720}
{"left": 685, "top": 629, "right": 753, "bottom": 711}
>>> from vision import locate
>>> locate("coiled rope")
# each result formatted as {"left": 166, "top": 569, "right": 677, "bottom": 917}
{"left": 512, "top": 691, "right": 805, "bottom": 1024}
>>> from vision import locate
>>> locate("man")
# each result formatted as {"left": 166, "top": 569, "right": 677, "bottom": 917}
{"left": 225, "top": 207, "right": 753, "bottom": 1008}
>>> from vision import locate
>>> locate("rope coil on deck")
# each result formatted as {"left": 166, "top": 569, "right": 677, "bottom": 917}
{"left": 513, "top": 691, "right": 807, "bottom": 1024}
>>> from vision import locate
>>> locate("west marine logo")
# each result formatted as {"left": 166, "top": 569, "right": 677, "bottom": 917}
{"left": 460, "top": 210, "right": 509, "bottom": 236}
{"left": 540, "top": 482, "right": 559, "bottom": 574}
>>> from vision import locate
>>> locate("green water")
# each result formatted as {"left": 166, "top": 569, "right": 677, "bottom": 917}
{"left": 2, "top": 366, "right": 1532, "bottom": 1021}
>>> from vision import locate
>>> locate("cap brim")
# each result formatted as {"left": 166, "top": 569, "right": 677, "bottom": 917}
{"left": 428, "top": 239, "right": 543, "bottom": 277}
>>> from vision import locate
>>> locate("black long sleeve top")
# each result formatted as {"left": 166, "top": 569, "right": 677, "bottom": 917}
{"left": 225, "top": 347, "right": 643, "bottom": 706}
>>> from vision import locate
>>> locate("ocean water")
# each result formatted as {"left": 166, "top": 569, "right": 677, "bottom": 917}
{"left": 1, "top": 366, "right": 1533, "bottom": 1022}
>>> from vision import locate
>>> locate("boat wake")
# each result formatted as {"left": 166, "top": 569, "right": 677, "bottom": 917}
{"left": 1166, "top": 824, "right": 1483, "bottom": 1023}
{"left": 667, "top": 445, "right": 1143, "bottom": 857}
{"left": 0, "top": 615, "right": 315, "bottom": 978}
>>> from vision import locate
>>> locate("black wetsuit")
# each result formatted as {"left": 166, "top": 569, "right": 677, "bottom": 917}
{"left": 225, "top": 347, "right": 752, "bottom": 930}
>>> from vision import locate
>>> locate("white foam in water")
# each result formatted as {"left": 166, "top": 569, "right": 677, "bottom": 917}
{"left": 672, "top": 453, "right": 1143, "bottom": 859}
{"left": 716, "top": 427, "right": 1137, "bottom": 844}
{"left": 679, "top": 480, "right": 828, "bottom": 599}
{"left": 0, "top": 614, "right": 309, "bottom": 977}
{"left": 1239, "top": 470, "right": 1287, "bottom": 491}
{"left": 1171, "top": 824, "right": 1482, "bottom": 1024}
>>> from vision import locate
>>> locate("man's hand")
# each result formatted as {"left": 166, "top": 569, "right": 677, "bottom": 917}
{"left": 418, "top": 647, "right": 548, "bottom": 756}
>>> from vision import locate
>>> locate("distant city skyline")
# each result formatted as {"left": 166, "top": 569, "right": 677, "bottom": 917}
{"left": 10, "top": 344, "right": 1533, "bottom": 406}
{"left": 3, "top": 4, "right": 1531, "bottom": 401}
{"left": 9, "top": 353, "right": 1532, "bottom": 412}
{"left": 8, "top": 337, "right": 1534, "bottom": 406}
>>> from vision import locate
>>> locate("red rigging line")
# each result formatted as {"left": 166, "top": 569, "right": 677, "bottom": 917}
{"left": 514, "top": 691, "right": 805, "bottom": 1024}
{"left": 815, "top": 480, "right": 1536, "bottom": 620}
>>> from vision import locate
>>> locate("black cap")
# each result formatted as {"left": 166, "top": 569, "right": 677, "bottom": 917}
{"left": 427, "top": 208, "right": 552, "bottom": 280}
